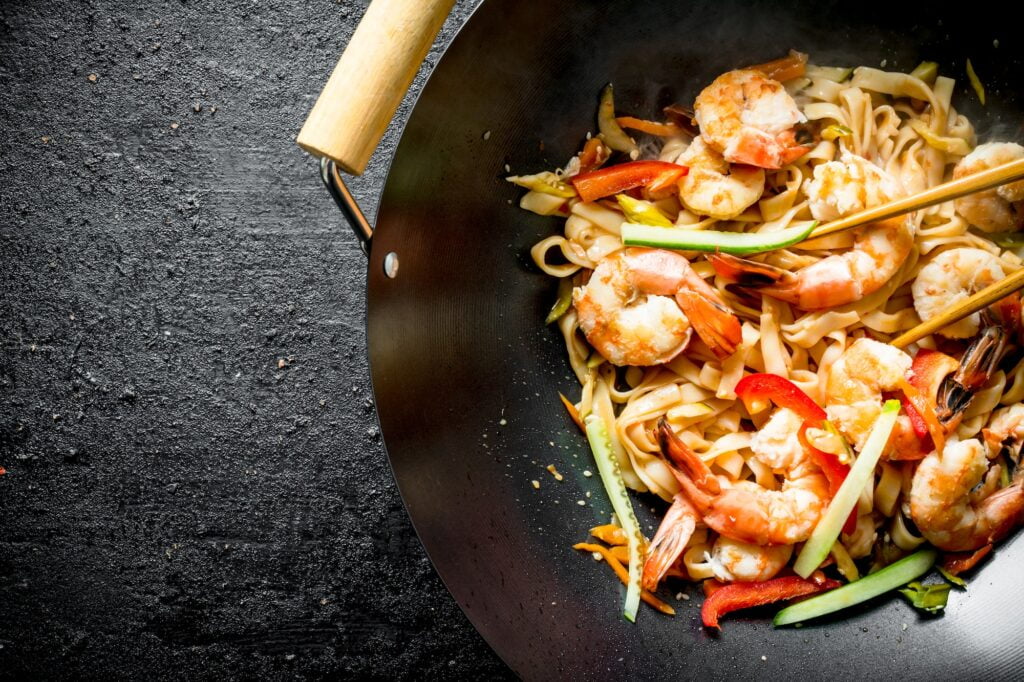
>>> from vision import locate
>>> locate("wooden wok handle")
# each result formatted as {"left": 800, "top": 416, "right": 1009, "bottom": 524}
{"left": 296, "top": 0, "right": 456, "bottom": 175}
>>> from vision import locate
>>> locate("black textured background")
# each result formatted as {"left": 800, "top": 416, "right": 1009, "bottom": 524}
{"left": 0, "top": 0, "right": 511, "bottom": 677}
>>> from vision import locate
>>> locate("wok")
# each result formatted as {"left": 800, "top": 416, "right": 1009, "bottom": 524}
{"left": 304, "top": 0, "right": 1024, "bottom": 677}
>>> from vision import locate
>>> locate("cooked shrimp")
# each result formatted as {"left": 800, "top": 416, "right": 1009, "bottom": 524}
{"left": 824, "top": 338, "right": 918, "bottom": 454}
{"left": 710, "top": 216, "right": 915, "bottom": 310}
{"left": 983, "top": 403, "right": 1024, "bottom": 463}
{"left": 803, "top": 150, "right": 904, "bottom": 222}
{"left": 708, "top": 536, "right": 793, "bottom": 583}
{"left": 641, "top": 493, "right": 699, "bottom": 591}
{"left": 676, "top": 137, "right": 765, "bottom": 219}
{"left": 573, "top": 248, "right": 742, "bottom": 365}
{"left": 953, "top": 142, "right": 1024, "bottom": 233}
{"left": 657, "top": 417, "right": 829, "bottom": 546}
{"left": 910, "top": 438, "right": 1024, "bottom": 551}
{"left": 912, "top": 248, "right": 1006, "bottom": 339}
{"left": 694, "top": 69, "right": 808, "bottom": 169}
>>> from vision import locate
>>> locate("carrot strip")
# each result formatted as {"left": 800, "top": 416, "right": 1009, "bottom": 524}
{"left": 615, "top": 116, "right": 683, "bottom": 137}
{"left": 559, "top": 393, "right": 585, "bottom": 433}
{"left": 574, "top": 543, "right": 675, "bottom": 615}
{"left": 589, "top": 524, "right": 628, "bottom": 546}
{"left": 898, "top": 378, "right": 945, "bottom": 456}
{"left": 748, "top": 50, "right": 809, "bottom": 82}
{"left": 577, "top": 137, "right": 609, "bottom": 174}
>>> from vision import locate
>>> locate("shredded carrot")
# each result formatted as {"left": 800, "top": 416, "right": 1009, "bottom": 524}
{"left": 576, "top": 137, "right": 609, "bottom": 174}
{"left": 748, "top": 50, "right": 808, "bottom": 82}
{"left": 559, "top": 393, "right": 585, "bottom": 433}
{"left": 574, "top": 542, "right": 675, "bottom": 615}
{"left": 589, "top": 523, "right": 628, "bottom": 546}
{"left": 609, "top": 545, "right": 630, "bottom": 564}
{"left": 0, "top": 466, "right": 5, "bottom": 475}
{"left": 615, "top": 116, "right": 682, "bottom": 137}
{"left": 898, "top": 378, "right": 945, "bottom": 456}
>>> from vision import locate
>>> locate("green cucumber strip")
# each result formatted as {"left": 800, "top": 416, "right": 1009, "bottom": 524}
{"left": 794, "top": 399, "right": 900, "bottom": 578}
{"left": 620, "top": 221, "right": 817, "bottom": 256}
{"left": 774, "top": 549, "right": 938, "bottom": 626}
{"left": 585, "top": 414, "right": 643, "bottom": 622}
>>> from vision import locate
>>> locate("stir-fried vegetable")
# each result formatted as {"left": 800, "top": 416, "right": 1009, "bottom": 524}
{"left": 937, "top": 566, "right": 967, "bottom": 588}
{"left": 910, "top": 61, "right": 939, "bottom": 85}
{"left": 545, "top": 277, "right": 574, "bottom": 324}
{"left": 821, "top": 124, "right": 853, "bottom": 141}
{"left": 621, "top": 221, "right": 816, "bottom": 256}
{"left": 776, "top": 549, "right": 939, "bottom": 626}
{"left": 559, "top": 393, "right": 585, "bottom": 432}
{"left": 990, "top": 231, "right": 1024, "bottom": 248}
{"left": 615, "top": 116, "right": 683, "bottom": 137}
{"left": 576, "top": 137, "right": 610, "bottom": 174}
{"left": 805, "top": 65, "right": 854, "bottom": 83}
{"left": 941, "top": 544, "right": 992, "bottom": 576}
{"left": 598, "top": 84, "right": 639, "bottom": 155}
{"left": 585, "top": 414, "right": 644, "bottom": 622}
{"left": 748, "top": 50, "right": 809, "bottom": 82}
{"left": 966, "top": 59, "right": 986, "bottom": 105}
{"left": 897, "top": 378, "right": 945, "bottom": 456}
{"left": 573, "top": 543, "right": 675, "bottom": 615}
{"left": 506, "top": 171, "right": 577, "bottom": 198}
{"left": 571, "top": 161, "right": 689, "bottom": 203}
{"left": 794, "top": 400, "right": 900, "bottom": 578}
{"left": 702, "top": 574, "right": 840, "bottom": 629}
{"left": 616, "top": 194, "right": 673, "bottom": 227}
{"left": 899, "top": 581, "right": 951, "bottom": 613}
{"left": 909, "top": 119, "right": 972, "bottom": 156}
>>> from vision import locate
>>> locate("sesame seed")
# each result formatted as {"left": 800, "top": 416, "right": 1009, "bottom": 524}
{"left": 761, "top": 655, "right": 767, "bottom": 662}
{"left": 592, "top": 552, "right": 603, "bottom": 561}
{"left": 546, "top": 464, "right": 564, "bottom": 481}
{"left": 577, "top": 500, "right": 586, "bottom": 506}
{"left": 531, "top": 480, "right": 540, "bottom": 489}
{"left": 482, "top": 130, "right": 491, "bottom": 140}
{"left": 583, "top": 469, "right": 593, "bottom": 477}
{"left": 499, "top": 418, "right": 507, "bottom": 426}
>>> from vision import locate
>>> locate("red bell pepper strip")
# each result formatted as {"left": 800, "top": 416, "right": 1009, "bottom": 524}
{"left": 941, "top": 544, "right": 992, "bottom": 576}
{"left": 735, "top": 373, "right": 826, "bottom": 422}
{"left": 571, "top": 161, "right": 688, "bottom": 203}
{"left": 702, "top": 574, "right": 841, "bottom": 629}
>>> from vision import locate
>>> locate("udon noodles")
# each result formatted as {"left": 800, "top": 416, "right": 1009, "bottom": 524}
{"left": 515, "top": 53, "right": 1024, "bottom": 625}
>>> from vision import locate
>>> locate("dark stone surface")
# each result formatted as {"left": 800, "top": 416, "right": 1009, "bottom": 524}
{"left": 0, "top": 0, "right": 510, "bottom": 677}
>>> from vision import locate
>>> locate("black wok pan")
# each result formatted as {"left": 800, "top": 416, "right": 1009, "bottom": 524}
{"left": 307, "top": 1, "right": 1024, "bottom": 677}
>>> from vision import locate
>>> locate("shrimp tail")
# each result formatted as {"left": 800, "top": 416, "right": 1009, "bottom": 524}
{"left": 675, "top": 290, "right": 742, "bottom": 359}
{"left": 641, "top": 494, "right": 698, "bottom": 591}
{"left": 937, "top": 323, "right": 1007, "bottom": 428}
{"left": 657, "top": 419, "right": 720, "bottom": 498}
{"left": 707, "top": 253, "right": 801, "bottom": 305}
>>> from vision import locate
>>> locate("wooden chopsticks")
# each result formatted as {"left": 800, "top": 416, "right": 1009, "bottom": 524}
{"left": 803, "top": 157, "right": 1024, "bottom": 241}
{"left": 786, "top": 157, "right": 1024, "bottom": 348}
{"left": 891, "top": 268, "right": 1024, "bottom": 349}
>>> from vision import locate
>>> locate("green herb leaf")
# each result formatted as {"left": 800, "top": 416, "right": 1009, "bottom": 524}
{"left": 898, "top": 581, "right": 951, "bottom": 613}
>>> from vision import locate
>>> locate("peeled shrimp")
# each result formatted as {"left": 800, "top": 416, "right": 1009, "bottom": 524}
{"left": 803, "top": 150, "right": 904, "bottom": 222}
{"left": 676, "top": 137, "right": 765, "bottom": 220}
{"left": 708, "top": 536, "right": 792, "bottom": 583}
{"left": 953, "top": 142, "right": 1024, "bottom": 233}
{"left": 573, "top": 248, "right": 742, "bottom": 365}
{"left": 711, "top": 216, "right": 915, "bottom": 310}
{"left": 641, "top": 493, "right": 698, "bottom": 591}
{"left": 910, "top": 438, "right": 1024, "bottom": 551}
{"left": 694, "top": 69, "right": 807, "bottom": 169}
{"left": 658, "top": 415, "right": 829, "bottom": 546}
{"left": 912, "top": 248, "right": 1006, "bottom": 339}
{"left": 825, "top": 338, "right": 917, "bottom": 454}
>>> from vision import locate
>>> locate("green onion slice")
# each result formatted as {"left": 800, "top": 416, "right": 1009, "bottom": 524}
{"left": 621, "top": 221, "right": 817, "bottom": 256}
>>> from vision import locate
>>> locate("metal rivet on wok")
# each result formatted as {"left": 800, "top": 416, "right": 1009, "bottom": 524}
{"left": 383, "top": 252, "right": 399, "bottom": 279}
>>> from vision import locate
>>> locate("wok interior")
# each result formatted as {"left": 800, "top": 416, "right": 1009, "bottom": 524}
{"left": 366, "top": 0, "right": 1024, "bottom": 677}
